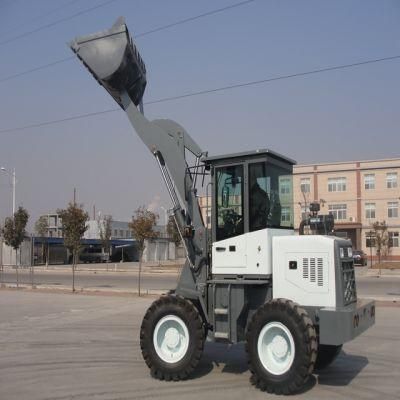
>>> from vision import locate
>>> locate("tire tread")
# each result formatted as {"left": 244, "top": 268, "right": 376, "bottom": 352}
{"left": 140, "top": 295, "right": 205, "bottom": 381}
{"left": 245, "top": 298, "right": 317, "bottom": 394}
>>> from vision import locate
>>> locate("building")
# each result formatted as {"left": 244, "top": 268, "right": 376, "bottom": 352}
{"left": 40, "top": 213, "right": 64, "bottom": 238}
{"left": 31, "top": 215, "right": 180, "bottom": 263}
{"left": 84, "top": 218, "right": 177, "bottom": 262}
{"left": 84, "top": 219, "right": 134, "bottom": 240}
{"left": 293, "top": 157, "right": 400, "bottom": 260}
{"left": 199, "top": 157, "right": 400, "bottom": 260}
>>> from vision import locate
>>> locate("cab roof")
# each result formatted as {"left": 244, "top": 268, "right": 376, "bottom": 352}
{"left": 202, "top": 148, "right": 296, "bottom": 166}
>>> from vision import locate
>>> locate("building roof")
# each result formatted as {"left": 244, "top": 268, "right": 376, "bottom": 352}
{"left": 295, "top": 156, "right": 400, "bottom": 168}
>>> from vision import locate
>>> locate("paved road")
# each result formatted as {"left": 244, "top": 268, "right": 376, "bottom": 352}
{"left": 0, "top": 290, "right": 399, "bottom": 400}
{"left": 1, "top": 269, "right": 179, "bottom": 292}
{"left": 355, "top": 275, "right": 400, "bottom": 298}
{"left": 2, "top": 268, "right": 400, "bottom": 299}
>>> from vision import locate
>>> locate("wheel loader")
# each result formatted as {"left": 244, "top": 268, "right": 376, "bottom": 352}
{"left": 70, "top": 18, "right": 375, "bottom": 394}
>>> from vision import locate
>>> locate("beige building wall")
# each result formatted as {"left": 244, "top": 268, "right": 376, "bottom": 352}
{"left": 294, "top": 158, "right": 400, "bottom": 260}
{"left": 198, "top": 195, "right": 211, "bottom": 228}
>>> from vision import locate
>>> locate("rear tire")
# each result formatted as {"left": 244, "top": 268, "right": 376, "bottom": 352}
{"left": 246, "top": 299, "right": 317, "bottom": 395}
{"left": 140, "top": 295, "right": 205, "bottom": 381}
{"left": 315, "top": 344, "right": 342, "bottom": 370}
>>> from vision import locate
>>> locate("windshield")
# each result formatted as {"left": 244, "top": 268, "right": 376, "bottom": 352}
{"left": 249, "top": 162, "right": 293, "bottom": 231}
{"left": 215, "top": 161, "right": 293, "bottom": 242}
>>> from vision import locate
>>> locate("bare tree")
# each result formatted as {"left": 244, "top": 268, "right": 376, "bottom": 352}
{"left": 35, "top": 215, "right": 49, "bottom": 267}
{"left": 167, "top": 214, "right": 181, "bottom": 245}
{"left": 57, "top": 203, "right": 88, "bottom": 292}
{"left": 129, "top": 206, "right": 159, "bottom": 296}
{"left": 1, "top": 207, "right": 29, "bottom": 287}
{"left": 98, "top": 214, "right": 112, "bottom": 269}
{"left": 372, "top": 221, "right": 389, "bottom": 273}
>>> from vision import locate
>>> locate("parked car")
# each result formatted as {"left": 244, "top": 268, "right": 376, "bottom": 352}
{"left": 353, "top": 250, "right": 368, "bottom": 266}
{"left": 79, "top": 247, "right": 109, "bottom": 263}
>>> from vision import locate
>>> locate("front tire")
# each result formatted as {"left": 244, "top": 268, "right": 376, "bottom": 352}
{"left": 246, "top": 299, "right": 317, "bottom": 395}
{"left": 140, "top": 295, "right": 205, "bottom": 381}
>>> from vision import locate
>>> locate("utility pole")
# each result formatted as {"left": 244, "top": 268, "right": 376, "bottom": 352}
{"left": 12, "top": 168, "right": 15, "bottom": 215}
{"left": 1, "top": 167, "right": 16, "bottom": 215}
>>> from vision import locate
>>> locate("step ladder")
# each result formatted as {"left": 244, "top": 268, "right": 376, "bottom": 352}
{"left": 212, "top": 283, "right": 231, "bottom": 341}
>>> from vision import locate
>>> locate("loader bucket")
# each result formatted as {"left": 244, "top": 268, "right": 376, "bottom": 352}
{"left": 69, "top": 17, "right": 146, "bottom": 109}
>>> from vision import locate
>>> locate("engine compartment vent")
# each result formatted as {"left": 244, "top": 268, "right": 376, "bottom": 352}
{"left": 303, "top": 257, "right": 324, "bottom": 287}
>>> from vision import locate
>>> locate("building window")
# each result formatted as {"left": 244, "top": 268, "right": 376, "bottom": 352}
{"left": 328, "top": 177, "right": 346, "bottom": 192}
{"left": 364, "top": 174, "right": 375, "bottom": 190}
{"left": 119, "top": 230, "right": 123, "bottom": 238}
{"left": 300, "top": 178, "right": 311, "bottom": 193}
{"left": 365, "top": 232, "right": 375, "bottom": 248}
{"left": 49, "top": 216, "right": 57, "bottom": 227}
{"left": 281, "top": 207, "right": 291, "bottom": 222}
{"left": 388, "top": 202, "right": 399, "bottom": 218}
{"left": 365, "top": 203, "right": 376, "bottom": 219}
{"left": 387, "top": 172, "right": 398, "bottom": 189}
{"left": 280, "top": 178, "right": 291, "bottom": 194}
{"left": 114, "top": 229, "right": 118, "bottom": 237}
{"left": 328, "top": 204, "right": 347, "bottom": 220}
{"left": 389, "top": 232, "right": 399, "bottom": 247}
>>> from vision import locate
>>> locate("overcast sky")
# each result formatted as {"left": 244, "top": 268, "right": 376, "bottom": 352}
{"left": 0, "top": 0, "right": 399, "bottom": 229}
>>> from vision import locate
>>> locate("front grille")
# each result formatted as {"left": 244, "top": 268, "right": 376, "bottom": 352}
{"left": 342, "top": 261, "right": 357, "bottom": 304}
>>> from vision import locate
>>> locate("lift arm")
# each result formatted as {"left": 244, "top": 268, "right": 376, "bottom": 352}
{"left": 69, "top": 18, "right": 207, "bottom": 276}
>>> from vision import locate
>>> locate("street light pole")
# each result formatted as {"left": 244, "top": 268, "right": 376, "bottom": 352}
{"left": 1, "top": 167, "right": 16, "bottom": 215}
{"left": 160, "top": 206, "right": 169, "bottom": 234}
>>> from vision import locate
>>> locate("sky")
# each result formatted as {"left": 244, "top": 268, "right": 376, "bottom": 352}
{"left": 0, "top": 0, "right": 399, "bottom": 230}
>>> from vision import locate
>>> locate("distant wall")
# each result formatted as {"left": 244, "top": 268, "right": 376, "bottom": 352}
{"left": 0, "top": 237, "right": 33, "bottom": 266}
{"left": 142, "top": 239, "right": 176, "bottom": 262}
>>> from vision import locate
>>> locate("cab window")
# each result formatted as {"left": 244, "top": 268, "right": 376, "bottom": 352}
{"left": 216, "top": 165, "right": 244, "bottom": 241}
{"left": 249, "top": 162, "right": 293, "bottom": 231}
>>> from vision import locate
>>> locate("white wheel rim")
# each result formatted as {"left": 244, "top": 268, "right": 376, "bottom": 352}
{"left": 257, "top": 321, "right": 295, "bottom": 375}
{"left": 153, "top": 315, "right": 189, "bottom": 364}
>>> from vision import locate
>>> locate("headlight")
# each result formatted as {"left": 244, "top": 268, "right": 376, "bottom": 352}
{"left": 348, "top": 248, "right": 353, "bottom": 258}
{"left": 340, "top": 248, "right": 345, "bottom": 258}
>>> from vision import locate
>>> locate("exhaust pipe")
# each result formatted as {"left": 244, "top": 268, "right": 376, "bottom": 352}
{"left": 69, "top": 17, "right": 146, "bottom": 109}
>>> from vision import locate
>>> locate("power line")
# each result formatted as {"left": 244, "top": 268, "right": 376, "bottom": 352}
{"left": 0, "top": 0, "right": 120, "bottom": 47}
{"left": 0, "top": 0, "right": 257, "bottom": 84}
{"left": 0, "top": 56, "right": 74, "bottom": 83}
{"left": 135, "top": 0, "right": 257, "bottom": 38}
{"left": 0, "top": 0, "right": 82, "bottom": 38}
{"left": 0, "top": 108, "right": 120, "bottom": 134}
{"left": 1, "top": 54, "right": 399, "bottom": 134}
{"left": 145, "top": 55, "right": 400, "bottom": 104}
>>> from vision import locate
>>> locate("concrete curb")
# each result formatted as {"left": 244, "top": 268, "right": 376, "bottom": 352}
{"left": 0, "top": 266, "right": 181, "bottom": 276}
{"left": 362, "top": 294, "right": 400, "bottom": 303}
{"left": 0, "top": 283, "right": 168, "bottom": 296}
{"left": 365, "top": 270, "right": 400, "bottom": 278}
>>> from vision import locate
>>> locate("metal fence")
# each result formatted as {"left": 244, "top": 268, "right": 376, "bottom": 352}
{"left": 0, "top": 236, "right": 35, "bottom": 288}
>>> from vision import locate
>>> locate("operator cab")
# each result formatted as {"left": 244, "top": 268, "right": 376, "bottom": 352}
{"left": 204, "top": 149, "right": 296, "bottom": 243}
{"left": 203, "top": 149, "right": 296, "bottom": 276}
